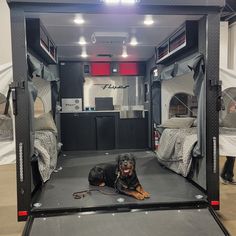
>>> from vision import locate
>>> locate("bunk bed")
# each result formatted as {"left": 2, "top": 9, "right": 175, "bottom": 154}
{"left": 28, "top": 52, "right": 60, "bottom": 184}
{"left": 0, "top": 58, "right": 59, "bottom": 186}
{"left": 34, "top": 112, "right": 58, "bottom": 183}
{"left": 0, "top": 63, "right": 16, "bottom": 165}
{"left": 156, "top": 114, "right": 236, "bottom": 177}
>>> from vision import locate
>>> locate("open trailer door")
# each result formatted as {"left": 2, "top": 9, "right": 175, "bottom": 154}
{"left": 7, "top": 0, "right": 229, "bottom": 234}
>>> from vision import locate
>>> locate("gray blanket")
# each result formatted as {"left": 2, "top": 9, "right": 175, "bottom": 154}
{"left": 34, "top": 130, "right": 58, "bottom": 182}
{"left": 155, "top": 128, "right": 197, "bottom": 177}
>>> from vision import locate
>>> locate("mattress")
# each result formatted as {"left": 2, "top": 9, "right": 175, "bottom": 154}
{"left": 156, "top": 127, "right": 236, "bottom": 177}
{"left": 0, "top": 140, "right": 15, "bottom": 165}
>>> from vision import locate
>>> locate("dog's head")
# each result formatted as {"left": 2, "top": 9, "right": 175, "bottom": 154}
{"left": 117, "top": 153, "right": 136, "bottom": 177}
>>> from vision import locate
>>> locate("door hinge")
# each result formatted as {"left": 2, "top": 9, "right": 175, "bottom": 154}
{"left": 10, "top": 81, "right": 25, "bottom": 90}
{"left": 8, "top": 81, "right": 25, "bottom": 116}
{"left": 210, "top": 79, "right": 222, "bottom": 87}
{"left": 210, "top": 80, "right": 225, "bottom": 111}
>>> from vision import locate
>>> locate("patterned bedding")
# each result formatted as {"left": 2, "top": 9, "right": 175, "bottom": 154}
{"left": 155, "top": 128, "right": 198, "bottom": 177}
{"left": 156, "top": 127, "right": 236, "bottom": 177}
{"left": 34, "top": 130, "right": 58, "bottom": 182}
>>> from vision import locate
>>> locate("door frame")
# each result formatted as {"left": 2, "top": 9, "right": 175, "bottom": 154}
{"left": 7, "top": 0, "right": 222, "bottom": 220}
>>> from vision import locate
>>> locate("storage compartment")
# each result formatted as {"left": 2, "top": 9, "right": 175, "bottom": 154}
{"left": 155, "top": 21, "right": 198, "bottom": 64}
{"left": 26, "top": 19, "right": 57, "bottom": 64}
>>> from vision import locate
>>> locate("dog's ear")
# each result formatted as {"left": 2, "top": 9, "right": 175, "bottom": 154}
{"left": 130, "top": 153, "right": 136, "bottom": 167}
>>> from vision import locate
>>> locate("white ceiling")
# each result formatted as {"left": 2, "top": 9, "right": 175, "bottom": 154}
{"left": 26, "top": 13, "right": 203, "bottom": 61}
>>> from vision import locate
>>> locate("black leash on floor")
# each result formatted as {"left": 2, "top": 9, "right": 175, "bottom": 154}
{"left": 72, "top": 188, "right": 118, "bottom": 199}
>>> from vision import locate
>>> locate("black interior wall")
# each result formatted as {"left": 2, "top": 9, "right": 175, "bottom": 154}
{"left": 59, "top": 62, "right": 84, "bottom": 101}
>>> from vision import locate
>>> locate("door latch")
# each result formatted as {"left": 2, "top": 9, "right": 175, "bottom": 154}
{"left": 210, "top": 80, "right": 225, "bottom": 111}
{"left": 9, "top": 81, "right": 25, "bottom": 116}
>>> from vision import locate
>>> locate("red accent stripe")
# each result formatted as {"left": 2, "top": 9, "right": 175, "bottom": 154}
{"left": 211, "top": 201, "right": 220, "bottom": 206}
{"left": 18, "top": 211, "right": 28, "bottom": 217}
{"left": 91, "top": 63, "right": 110, "bottom": 76}
{"left": 119, "top": 63, "right": 139, "bottom": 75}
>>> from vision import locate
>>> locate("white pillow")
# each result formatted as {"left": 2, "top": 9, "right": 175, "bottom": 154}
{"left": 159, "top": 117, "right": 195, "bottom": 129}
{"left": 192, "top": 118, "right": 198, "bottom": 127}
{"left": 35, "top": 112, "right": 57, "bottom": 134}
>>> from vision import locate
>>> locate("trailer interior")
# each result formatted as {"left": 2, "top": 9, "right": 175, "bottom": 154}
{"left": 7, "top": 0, "right": 230, "bottom": 235}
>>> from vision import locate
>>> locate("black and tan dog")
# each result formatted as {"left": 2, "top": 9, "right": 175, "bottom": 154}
{"left": 88, "top": 153, "right": 150, "bottom": 200}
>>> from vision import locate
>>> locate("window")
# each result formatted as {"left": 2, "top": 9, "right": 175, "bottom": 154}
{"left": 222, "top": 87, "right": 236, "bottom": 115}
{"left": 34, "top": 97, "right": 45, "bottom": 117}
{"left": 169, "top": 93, "right": 197, "bottom": 118}
{"left": 228, "top": 99, "right": 236, "bottom": 113}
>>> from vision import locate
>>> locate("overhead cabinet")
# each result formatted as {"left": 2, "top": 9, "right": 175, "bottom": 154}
{"left": 26, "top": 18, "right": 58, "bottom": 64}
{"left": 155, "top": 21, "right": 198, "bottom": 64}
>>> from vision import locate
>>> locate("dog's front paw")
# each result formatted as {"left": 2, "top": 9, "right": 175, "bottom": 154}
{"left": 142, "top": 191, "right": 150, "bottom": 198}
{"left": 134, "top": 192, "right": 145, "bottom": 200}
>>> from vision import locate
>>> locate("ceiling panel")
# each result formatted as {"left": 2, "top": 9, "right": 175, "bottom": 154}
{"left": 26, "top": 13, "right": 203, "bottom": 61}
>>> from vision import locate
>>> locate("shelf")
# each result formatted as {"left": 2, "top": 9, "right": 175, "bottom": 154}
{"left": 155, "top": 21, "right": 198, "bottom": 64}
{"left": 26, "top": 18, "right": 57, "bottom": 64}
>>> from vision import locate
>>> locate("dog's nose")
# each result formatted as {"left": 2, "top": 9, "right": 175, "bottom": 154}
{"left": 124, "top": 161, "right": 128, "bottom": 166}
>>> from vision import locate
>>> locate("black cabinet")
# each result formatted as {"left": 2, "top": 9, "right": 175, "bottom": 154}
{"left": 155, "top": 21, "right": 198, "bottom": 64}
{"left": 61, "top": 113, "right": 96, "bottom": 151}
{"left": 96, "top": 116, "right": 115, "bottom": 150}
{"left": 61, "top": 112, "right": 148, "bottom": 151}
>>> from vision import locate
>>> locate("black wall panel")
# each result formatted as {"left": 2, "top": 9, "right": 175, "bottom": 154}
{"left": 118, "top": 118, "right": 148, "bottom": 149}
{"left": 60, "top": 62, "right": 84, "bottom": 99}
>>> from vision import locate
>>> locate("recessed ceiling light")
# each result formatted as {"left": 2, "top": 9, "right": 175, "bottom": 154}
{"left": 121, "top": 0, "right": 137, "bottom": 4}
{"left": 81, "top": 52, "right": 88, "bottom": 58}
{"left": 144, "top": 16, "right": 154, "bottom": 26}
{"left": 122, "top": 45, "right": 128, "bottom": 58}
{"left": 78, "top": 37, "right": 87, "bottom": 45}
{"left": 102, "top": 0, "right": 119, "bottom": 4}
{"left": 74, "top": 17, "right": 85, "bottom": 25}
{"left": 101, "top": 0, "right": 139, "bottom": 4}
{"left": 130, "top": 37, "right": 138, "bottom": 46}
{"left": 81, "top": 47, "right": 88, "bottom": 58}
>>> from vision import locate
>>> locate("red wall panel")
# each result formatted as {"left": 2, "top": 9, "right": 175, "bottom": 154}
{"left": 91, "top": 63, "right": 110, "bottom": 76}
{"left": 119, "top": 62, "right": 139, "bottom": 75}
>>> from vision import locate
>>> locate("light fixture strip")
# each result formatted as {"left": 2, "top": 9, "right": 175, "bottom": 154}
{"left": 102, "top": 0, "right": 138, "bottom": 4}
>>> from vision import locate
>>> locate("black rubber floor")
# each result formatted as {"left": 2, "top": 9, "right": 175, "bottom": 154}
{"left": 29, "top": 209, "right": 225, "bottom": 236}
{"left": 32, "top": 150, "right": 206, "bottom": 211}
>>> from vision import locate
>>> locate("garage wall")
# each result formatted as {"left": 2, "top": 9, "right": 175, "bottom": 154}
{"left": 228, "top": 22, "right": 236, "bottom": 71}
{"left": 0, "top": 1, "right": 12, "bottom": 65}
{"left": 220, "top": 21, "right": 229, "bottom": 69}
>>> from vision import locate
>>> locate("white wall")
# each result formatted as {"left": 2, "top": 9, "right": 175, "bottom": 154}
{"left": 228, "top": 22, "right": 236, "bottom": 71}
{"left": 220, "top": 21, "right": 229, "bottom": 69}
{"left": 0, "top": 0, "right": 12, "bottom": 65}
